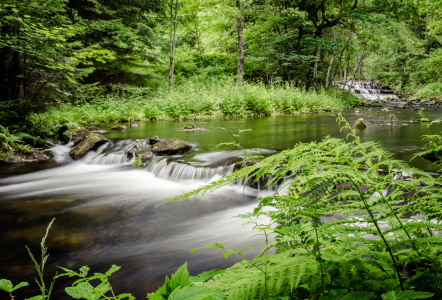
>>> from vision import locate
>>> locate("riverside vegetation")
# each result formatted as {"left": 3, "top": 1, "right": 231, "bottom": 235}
{"left": 3, "top": 116, "right": 442, "bottom": 300}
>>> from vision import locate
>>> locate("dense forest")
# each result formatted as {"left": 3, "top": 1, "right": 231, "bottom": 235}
{"left": 1, "top": 0, "right": 442, "bottom": 131}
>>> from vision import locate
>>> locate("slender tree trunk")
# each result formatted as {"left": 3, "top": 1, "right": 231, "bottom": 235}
{"left": 169, "top": 0, "right": 179, "bottom": 93}
{"left": 194, "top": 23, "right": 202, "bottom": 58}
{"left": 236, "top": 0, "right": 244, "bottom": 86}
{"left": 325, "top": 30, "right": 337, "bottom": 89}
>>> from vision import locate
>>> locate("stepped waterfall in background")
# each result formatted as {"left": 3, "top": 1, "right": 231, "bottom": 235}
{"left": 335, "top": 81, "right": 399, "bottom": 101}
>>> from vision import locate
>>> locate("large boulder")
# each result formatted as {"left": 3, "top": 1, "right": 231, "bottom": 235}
{"left": 59, "top": 123, "right": 91, "bottom": 142}
{"left": 354, "top": 118, "right": 367, "bottom": 129}
{"left": 69, "top": 133, "right": 109, "bottom": 159}
{"left": 151, "top": 139, "right": 191, "bottom": 155}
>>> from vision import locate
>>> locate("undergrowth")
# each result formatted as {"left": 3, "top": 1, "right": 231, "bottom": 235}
{"left": 29, "top": 78, "right": 347, "bottom": 126}
{"left": 159, "top": 114, "right": 442, "bottom": 299}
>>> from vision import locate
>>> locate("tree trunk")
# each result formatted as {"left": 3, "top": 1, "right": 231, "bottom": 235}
{"left": 325, "top": 30, "right": 337, "bottom": 89}
{"left": 169, "top": 0, "right": 179, "bottom": 93}
{"left": 236, "top": 0, "right": 244, "bottom": 87}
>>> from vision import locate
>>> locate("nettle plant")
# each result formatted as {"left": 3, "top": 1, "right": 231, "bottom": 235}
{"left": 161, "top": 115, "right": 442, "bottom": 300}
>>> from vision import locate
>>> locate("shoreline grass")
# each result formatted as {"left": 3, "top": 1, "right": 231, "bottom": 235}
{"left": 30, "top": 79, "right": 353, "bottom": 126}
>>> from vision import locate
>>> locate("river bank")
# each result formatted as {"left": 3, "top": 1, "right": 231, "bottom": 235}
{"left": 29, "top": 81, "right": 354, "bottom": 128}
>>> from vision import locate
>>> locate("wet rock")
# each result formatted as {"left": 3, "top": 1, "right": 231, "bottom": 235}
{"left": 410, "top": 119, "right": 421, "bottom": 123}
{"left": 406, "top": 100, "right": 413, "bottom": 105}
{"left": 111, "top": 125, "right": 127, "bottom": 131}
{"left": 0, "top": 148, "right": 49, "bottom": 164}
{"left": 381, "top": 108, "right": 390, "bottom": 112}
{"left": 148, "top": 136, "right": 164, "bottom": 145}
{"left": 151, "top": 139, "right": 191, "bottom": 155}
{"left": 135, "top": 148, "right": 155, "bottom": 163}
{"left": 354, "top": 118, "right": 367, "bottom": 129}
{"left": 36, "top": 139, "right": 56, "bottom": 149}
{"left": 130, "top": 123, "right": 139, "bottom": 128}
{"left": 69, "top": 134, "right": 109, "bottom": 159}
{"left": 88, "top": 126, "right": 108, "bottom": 134}
{"left": 234, "top": 161, "right": 255, "bottom": 171}
{"left": 422, "top": 150, "right": 442, "bottom": 162}
{"left": 42, "top": 149, "right": 55, "bottom": 157}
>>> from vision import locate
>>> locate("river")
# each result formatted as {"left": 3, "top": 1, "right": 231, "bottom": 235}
{"left": 1, "top": 106, "right": 441, "bottom": 299}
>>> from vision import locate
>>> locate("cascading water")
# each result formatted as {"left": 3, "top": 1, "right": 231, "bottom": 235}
{"left": 335, "top": 81, "right": 399, "bottom": 101}
{"left": 146, "top": 157, "right": 224, "bottom": 182}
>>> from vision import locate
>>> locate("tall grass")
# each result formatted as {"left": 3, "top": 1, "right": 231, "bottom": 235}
{"left": 30, "top": 78, "right": 348, "bottom": 125}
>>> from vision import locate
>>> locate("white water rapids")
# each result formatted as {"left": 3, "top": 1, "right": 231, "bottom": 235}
{"left": 0, "top": 142, "right": 273, "bottom": 299}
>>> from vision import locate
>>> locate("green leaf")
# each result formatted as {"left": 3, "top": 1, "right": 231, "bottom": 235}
{"left": 25, "top": 296, "right": 44, "bottom": 300}
{"left": 382, "top": 290, "right": 434, "bottom": 300}
{"left": 11, "top": 282, "right": 30, "bottom": 292}
{"left": 223, "top": 252, "right": 230, "bottom": 259}
{"left": 65, "top": 282, "right": 108, "bottom": 300}
{"left": 343, "top": 292, "right": 374, "bottom": 300}
{"left": 190, "top": 269, "right": 226, "bottom": 284}
{"left": 168, "top": 286, "right": 225, "bottom": 300}
{"left": 116, "top": 293, "right": 135, "bottom": 300}
{"left": 169, "top": 262, "right": 191, "bottom": 290}
{"left": 105, "top": 265, "right": 121, "bottom": 276}
{"left": 0, "top": 279, "right": 14, "bottom": 293}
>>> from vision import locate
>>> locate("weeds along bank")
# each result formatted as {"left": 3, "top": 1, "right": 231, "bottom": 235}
{"left": 30, "top": 81, "right": 351, "bottom": 126}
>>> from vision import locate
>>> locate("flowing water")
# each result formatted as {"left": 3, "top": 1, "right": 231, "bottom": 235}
{"left": 1, "top": 106, "right": 442, "bottom": 299}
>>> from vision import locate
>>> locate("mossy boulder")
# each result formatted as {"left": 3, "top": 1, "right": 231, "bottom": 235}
{"left": 59, "top": 123, "right": 91, "bottom": 142}
{"left": 69, "top": 134, "right": 109, "bottom": 159}
{"left": 151, "top": 139, "right": 191, "bottom": 155}
{"left": 111, "top": 125, "right": 127, "bottom": 130}
{"left": 183, "top": 123, "right": 197, "bottom": 129}
{"left": 421, "top": 118, "right": 430, "bottom": 122}
{"left": 354, "top": 118, "right": 367, "bottom": 129}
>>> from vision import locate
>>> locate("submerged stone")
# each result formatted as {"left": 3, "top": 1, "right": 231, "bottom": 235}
{"left": 111, "top": 125, "right": 127, "bottom": 130}
{"left": 88, "top": 126, "right": 108, "bottom": 134}
{"left": 354, "top": 118, "right": 367, "bottom": 129}
{"left": 69, "top": 133, "right": 109, "bottom": 159}
{"left": 151, "top": 139, "right": 191, "bottom": 155}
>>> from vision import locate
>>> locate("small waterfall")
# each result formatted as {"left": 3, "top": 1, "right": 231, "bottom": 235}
{"left": 335, "top": 81, "right": 399, "bottom": 101}
{"left": 146, "top": 157, "right": 224, "bottom": 182}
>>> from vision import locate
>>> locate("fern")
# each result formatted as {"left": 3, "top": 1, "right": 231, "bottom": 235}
{"left": 159, "top": 114, "right": 442, "bottom": 299}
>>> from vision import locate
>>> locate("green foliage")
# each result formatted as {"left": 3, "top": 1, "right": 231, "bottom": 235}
{"left": 30, "top": 78, "right": 347, "bottom": 126}
{"left": 133, "top": 155, "right": 143, "bottom": 168}
{"left": 147, "top": 262, "right": 225, "bottom": 300}
{"left": 26, "top": 218, "right": 57, "bottom": 300}
{"left": 0, "top": 125, "right": 35, "bottom": 154}
{"left": 411, "top": 119, "right": 442, "bottom": 165}
{"left": 57, "top": 265, "right": 134, "bottom": 300}
{"left": 0, "top": 279, "right": 29, "bottom": 294}
{"left": 160, "top": 115, "right": 442, "bottom": 299}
